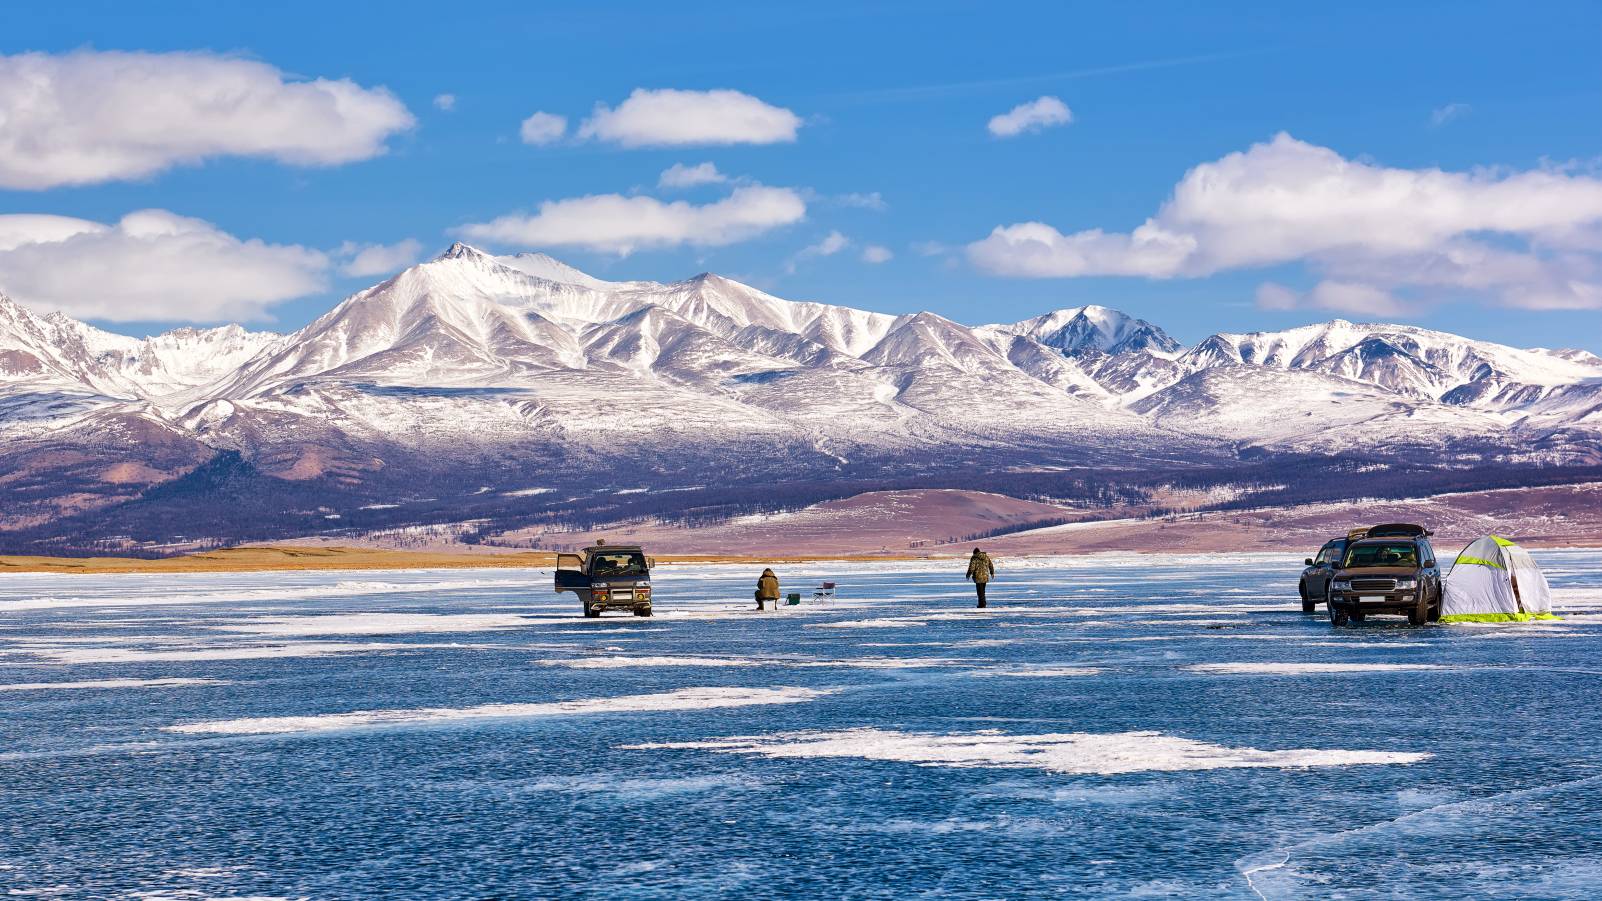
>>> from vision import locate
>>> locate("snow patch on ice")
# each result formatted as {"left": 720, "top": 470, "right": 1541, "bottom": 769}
{"left": 1187, "top": 662, "right": 1446, "bottom": 675}
{"left": 0, "top": 577, "right": 538, "bottom": 612}
{"left": 166, "top": 686, "right": 832, "bottom": 735}
{"left": 0, "top": 677, "right": 229, "bottom": 692}
{"left": 537, "top": 655, "right": 762, "bottom": 669}
{"left": 629, "top": 727, "right": 1431, "bottom": 774}
{"left": 517, "top": 774, "right": 740, "bottom": 798}
{"left": 212, "top": 613, "right": 534, "bottom": 637}
{"left": 971, "top": 666, "right": 1101, "bottom": 678}
{"left": 25, "top": 641, "right": 425, "bottom": 664}
{"left": 807, "top": 618, "right": 926, "bottom": 629}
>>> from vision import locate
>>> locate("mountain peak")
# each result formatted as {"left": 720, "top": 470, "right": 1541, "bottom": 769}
{"left": 1011, "top": 305, "right": 1181, "bottom": 359}
{"left": 439, "top": 242, "right": 491, "bottom": 261}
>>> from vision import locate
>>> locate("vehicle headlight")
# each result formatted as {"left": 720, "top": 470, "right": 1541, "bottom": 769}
{"left": 1332, "top": 580, "right": 1351, "bottom": 591}
{"left": 1395, "top": 577, "right": 1417, "bottom": 588}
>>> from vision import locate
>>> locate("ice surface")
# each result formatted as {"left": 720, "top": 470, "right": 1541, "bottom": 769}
{"left": 1, "top": 550, "right": 1597, "bottom": 899}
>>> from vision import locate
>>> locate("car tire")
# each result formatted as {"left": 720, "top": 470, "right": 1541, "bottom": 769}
{"left": 1327, "top": 595, "right": 1350, "bottom": 627}
{"left": 582, "top": 601, "right": 601, "bottom": 618}
{"left": 1300, "top": 582, "right": 1316, "bottom": 613}
{"left": 1349, "top": 609, "right": 1366, "bottom": 623}
{"left": 1427, "top": 588, "right": 1442, "bottom": 622}
{"left": 1408, "top": 595, "right": 1428, "bottom": 626}
{"left": 634, "top": 607, "right": 652, "bottom": 617}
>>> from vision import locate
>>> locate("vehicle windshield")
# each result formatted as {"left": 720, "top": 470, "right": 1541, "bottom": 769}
{"left": 1342, "top": 542, "right": 1418, "bottom": 569}
{"left": 589, "top": 552, "right": 647, "bottom": 577}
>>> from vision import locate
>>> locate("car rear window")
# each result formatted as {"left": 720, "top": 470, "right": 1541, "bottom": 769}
{"left": 1342, "top": 542, "right": 1418, "bottom": 568}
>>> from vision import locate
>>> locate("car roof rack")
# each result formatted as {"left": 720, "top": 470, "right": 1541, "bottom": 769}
{"left": 1365, "top": 523, "right": 1431, "bottom": 538}
{"left": 1345, "top": 527, "right": 1370, "bottom": 541}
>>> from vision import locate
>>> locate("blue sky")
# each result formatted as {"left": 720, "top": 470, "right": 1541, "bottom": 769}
{"left": 2, "top": 0, "right": 1600, "bottom": 351}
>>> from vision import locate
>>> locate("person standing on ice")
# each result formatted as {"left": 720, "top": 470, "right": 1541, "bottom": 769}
{"left": 755, "top": 568, "right": 781, "bottom": 611}
{"left": 966, "top": 548, "right": 995, "bottom": 608}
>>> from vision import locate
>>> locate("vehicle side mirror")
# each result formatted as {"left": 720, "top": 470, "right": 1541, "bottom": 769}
{"left": 1424, "top": 560, "right": 1435, "bottom": 568}
{"left": 1304, "top": 558, "right": 1315, "bottom": 567}
{"left": 646, "top": 557, "right": 656, "bottom": 569}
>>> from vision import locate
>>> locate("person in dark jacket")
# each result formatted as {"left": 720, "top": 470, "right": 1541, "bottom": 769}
{"left": 965, "top": 548, "right": 995, "bottom": 608}
{"left": 755, "top": 568, "right": 780, "bottom": 611}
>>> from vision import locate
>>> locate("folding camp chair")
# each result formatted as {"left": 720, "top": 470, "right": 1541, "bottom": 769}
{"left": 812, "top": 581, "right": 836, "bottom": 604}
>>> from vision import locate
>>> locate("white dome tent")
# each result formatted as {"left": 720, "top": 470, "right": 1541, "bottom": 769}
{"left": 1440, "top": 535, "right": 1559, "bottom": 623}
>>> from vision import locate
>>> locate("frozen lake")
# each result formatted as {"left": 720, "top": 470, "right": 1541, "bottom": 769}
{"left": 1, "top": 551, "right": 1599, "bottom": 899}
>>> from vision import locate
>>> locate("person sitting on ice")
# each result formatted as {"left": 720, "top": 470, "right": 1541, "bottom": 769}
{"left": 755, "top": 568, "right": 780, "bottom": 611}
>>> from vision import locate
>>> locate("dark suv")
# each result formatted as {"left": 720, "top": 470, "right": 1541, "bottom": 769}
{"left": 1326, "top": 524, "right": 1442, "bottom": 626}
{"left": 1298, "top": 531, "right": 1361, "bottom": 613}
{"left": 555, "top": 542, "right": 656, "bottom": 618}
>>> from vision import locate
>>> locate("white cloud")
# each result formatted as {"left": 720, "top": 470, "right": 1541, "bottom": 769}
{"left": 785, "top": 230, "right": 849, "bottom": 273}
{"left": 337, "top": 239, "right": 423, "bottom": 277}
{"left": 1430, "top": 102, "right": 1470, "bottom": 127}
{"left": 0, "top": 50, "right": 415, "bottom": 190}
{"left": 968, "top": 132, "right": 1602, "bottom": 309}
{"left": 861, "top": 244, "right": 894, "bottom": 264}
{"left": 457, "top": 185, "right": 806, "bottom": 256}
{"left": 577, "top": 88, "right": 802, "bottom": 147}
{"left": 0, "top": 210, "right": 327, "bottom": 322}
{"left": 659, "top": 162, "right": 728, "bottom": 189}
{"left": 987, "top": 96, "right": 1072, "bottom": 138}
{"left": 1255, "top": 280, "right": 1406, "bottom": 317}
{"left": 519, "top": 112, "right": 568, "bottom": 145}
{"left": 433, "top": 93, "right": 457, "bottom": 112}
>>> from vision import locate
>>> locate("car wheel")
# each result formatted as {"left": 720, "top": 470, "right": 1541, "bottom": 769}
{"left": 1349, "top": 609, "right": 1366, "bottom": 623}
{"left": 634, "top": 607, "right": 652, "bottom": 617}
{"left": 1408, "top": 595, "right": 1428, "bottom": 626}
{"left": 1327, "top": 595, "right": 1350, "bottom": 627}
{"left": 1300, "top": 582, "right": 1317, "bottom": 613}
{"left": 582, "top": 601, "right": 601, "bottom": 618}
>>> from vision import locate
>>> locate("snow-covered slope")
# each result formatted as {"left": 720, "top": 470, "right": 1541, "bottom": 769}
{"left": 1177, "top": 320, "right": 1602, "bottom": 408}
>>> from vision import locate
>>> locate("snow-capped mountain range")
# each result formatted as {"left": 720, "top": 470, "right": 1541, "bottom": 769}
{"left": 3, "top": 243, "right": 1600, "bottom": 536}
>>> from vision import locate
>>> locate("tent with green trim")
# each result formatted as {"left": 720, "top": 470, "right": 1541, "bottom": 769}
{"left": 1440, "top": 535, "right": 1558, "bottom": 623}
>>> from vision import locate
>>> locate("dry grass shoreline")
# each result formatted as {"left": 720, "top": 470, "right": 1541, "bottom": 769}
{"left": 0, "top": 545, "right": 942, "bottom": 574}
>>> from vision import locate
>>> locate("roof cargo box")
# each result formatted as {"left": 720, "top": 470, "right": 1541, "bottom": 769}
{"left": 1366, "top": 523, "right": 1431, "bottom": 538}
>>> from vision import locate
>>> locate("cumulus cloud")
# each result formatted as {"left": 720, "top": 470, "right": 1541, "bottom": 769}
{"left": 456, "top": 185, "right": 806, "bottom": 256}
{"left": 577, "top": 88, "right": 802, "bottom": 147}
{"left": 987, "top": 96, "right": 1072, "bottom": 138}
{"left": 0, "top": 50, "right": 415, "bottom": 190}
{"left": 861, "top": 245, "right": 894, "bottom": 264}
{"left": 337, "top": 239, "right": 423, "bottom": 277}
{"left": 659, "top": 162, "right": 728, "bottom": 189}
{"left": 433, "top": 93, "right": 457, "bottom": 111}
{"left": 1430, "top": 102, "right": 1470, "bottom": 127}
{"left": 0, "top": 210, "right": 327, "bottom": 321}
{"left": 519, "top": 112, "right": 568, "bottom": 145}
{"left": 968, "top": 132, "right": 1602, "bottom": 309}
